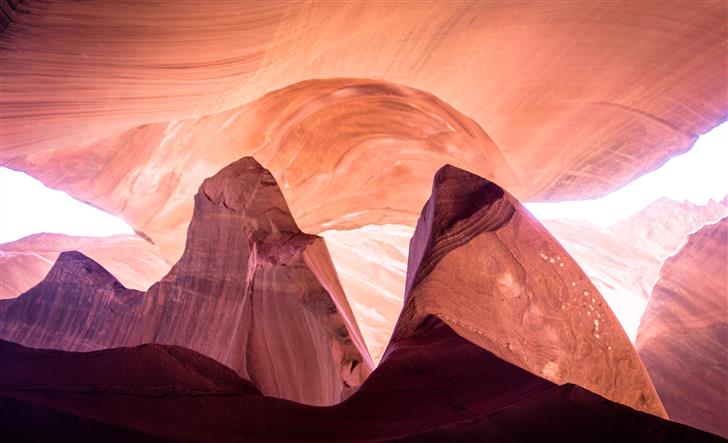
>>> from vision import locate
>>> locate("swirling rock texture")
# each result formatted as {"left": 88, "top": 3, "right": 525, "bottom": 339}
{"left": 0, "top": 322, "right": 719, "bottom": 441}
{"left": 1, "top": 1, "right": 727, "bottom": 438}
{"left": 2, "top": 2, "right": 725, "bottom": 204}
{"left": 0, "top": 233, "right": 170, "bottom": 299}
{"left": 636, "top": 218, "right": 728, "bottom": 438}
{"left": 394, "top": 164, "right": 665, "bottom": 417}
{"left": 3, "top": 198, "right": 721, "bottom": 363}
{"left": 0, "top": 157, "right": 372, "bottom": 406}
{"left": 0, "top": 160, "right": 677, "bottom": 425}
{"left": 1, "top": 1, "right": 726, "bottom": 367}
{"left": 613, "top": 197, "right": 728, "bottom": 258}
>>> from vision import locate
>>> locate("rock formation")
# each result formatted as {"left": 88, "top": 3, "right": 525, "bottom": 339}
{"left": 540, "top": 218, "right": 660, "bottom": 340}
{"left": 0, "top": 233, "right": 170, "bottom": 299}
{"left": 391, "top": 164, "right": 666, "bottom": 417}
{"left": 541, "top": 197, "right": 727, "bottom": 339}
{"left": 2, "top": 0, "right": 727, "bottom": 333}
{"left": 3, "top": 3, "right": 725, "bottom": 207}
{"left": 637, "top": 217, "right": 728, "bottom": 438}
{"left": 2, "top": 3, "right": 726, "bottom": 372}
{"left": 312, "top": 197, "right": 728, "bottom": 361}
{"left": 2, "top": 200, "right": 722, "bottom": 366}
{"left": 0, "top": 157, "right": 372, "bottom": 406}
{"left": 613, "top": 197, "right": 728, "bottom": 257}
{"left": 0, "top": 323, "right": 720, "bottom": 441}
{"left": 1, "top": 2, "right": 726, "bottom": 438}
{"left": 321, "top": 224, "right": 413, "bottom": 362}
{"left": 0, "top": 160, "right": 672, "bottom": 420}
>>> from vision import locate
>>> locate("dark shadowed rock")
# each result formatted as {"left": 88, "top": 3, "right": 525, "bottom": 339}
{"left": 0, "top": 324, "right": 720, "bottom": 441}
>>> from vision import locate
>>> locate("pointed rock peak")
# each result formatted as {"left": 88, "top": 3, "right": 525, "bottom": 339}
{"left": 48, "top": 251, "right": 123, "bottom": 285}
{"left": 406, "top": 164, "right": 515, "bottom": 293}
{"left": 429, "top": 164, "right": 512, "bottom": 233}
{"left": 395, "top": 164, "right": 666, "bottom": 418}
{"left": 197, "top": 156, "right": 299, "bottom": 234}
{"left": 0, "top": 157, "right": 370, "bottom": 406}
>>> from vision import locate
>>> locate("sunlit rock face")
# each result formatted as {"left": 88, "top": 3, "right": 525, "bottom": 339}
{"left": 0, "top": 161, "right": 670, "bottom": 422}
{"left": 4, "top": 77, "right": 725, "bottom": 364}
{"left": 321, "top": 225, "right": 413, "bottom": 362}
{"left": 392, "top": 164, "right": 665, "bottom": 417}
{"left": 2, "top": 3, "right": 726, "bottom": 370}
{"left": 637, "top": 218, "right": 728, "bottom": 438}
{"left": 3, "top": 166, "right": 721, "bottom": 440}
{"left": 542, "top": 197, "right": 728, "bottom": 340}
{"left": 612, "top": 197, "right": 728, "bottom": 257}
{"left": 2, "top": 1, "right": 726, "bottom": 236}
{"left": 4, "top": 79, "right": 517, "bottom": 262}
{"left": 318, "top": 198, "right": 727, "bottom": 362}
{"left": 1, "top": 2, "right": 727, "bottom": 432}
{"left": 3, "top": 2, "right": 725, "bottom": 203}
{"left": 0, "top": 158, "right": 372, "bottom": 406}
{"left": 0, "top": 233, "right": 170, "bottom": 299}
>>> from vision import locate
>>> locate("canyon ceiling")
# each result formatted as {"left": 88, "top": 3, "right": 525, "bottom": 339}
{"left": 2, "top": 0, "right": 727, "bottom": 362}
{"left": 1, "top": 2, "right": 727, "bottom": 431}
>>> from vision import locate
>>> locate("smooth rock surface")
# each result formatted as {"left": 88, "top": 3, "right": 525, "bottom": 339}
{"left": 0, "top": 157, "right": 372, "bottom": 406}
{"left": 3, "top": 2, "right": 726, "bottom": 367}
{"left": 637, "top": 217, "right": 728, "bottom": 438}
{"left": 3, "top": 78, "right": 518, "bottom": 263}
{"left": 3, "top": 2, "right": 725, "bottom": 206}
{"left": 2, "top": 2, "right": 726, "bottom": 306}
{"left": 393, "top": 164, "right": 666, "bottom": 417}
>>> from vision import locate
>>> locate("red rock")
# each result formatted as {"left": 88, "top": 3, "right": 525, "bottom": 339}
{"left": 2, "top": 3, "right": 724, "bottom": 207}
{"left": 613, "top": 198, "right": 728, "bottom": 257}
{"left": 321, "top": 224, "right": 413, "bottom": 362}
{"left": 317, "top": 197, "right": 728, "bottom": 364}
{"left": 636, "top": 217, "right": 728, "bottom": 438}
{"left": 0, "top": 322, "right": 718, "bottom": 441}
{"left": 541, "top": 197, "right": 727, "bottom": 339}
{"left": 394, "top": 164, "right": 666, "bottom": 417}
{"left": 0, "top": 233, "right": 170, "bottom": 299}
{"left": 0, "top": 157, "right": 372, "bottom": 406}
{"left": 1, "top": 3, "right": 726, "bottom": 387}
{"left": 2, "top": 162, "right": 723, "bottom": 440}
{"left": 6, "top": 80, "right": 725, "bottom": 367}
{"left": 0, "top": 160, "right": 668, "bottom": 417}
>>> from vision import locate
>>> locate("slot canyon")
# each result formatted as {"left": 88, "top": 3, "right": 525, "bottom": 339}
{"left": 0, "top": 1, "right": 726, "bottom": 441}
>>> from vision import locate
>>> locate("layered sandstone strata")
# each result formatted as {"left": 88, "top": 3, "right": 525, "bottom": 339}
{"left": 637, "top": 218, "right": 728, "bottom": 438}
{"left": 393, "top": 164, "right": 666, "bottom": 417}
{"left": 542, "top": 197, "right": 727, "bottom": 339}
{"left": 0, "top": 157, "right": 372, "bottom": 406}
{"left": 2, "top": 1, "right": 726, "bottom": 377}
{"left": 3, "top": 2, "right": 725, "bottom": 206}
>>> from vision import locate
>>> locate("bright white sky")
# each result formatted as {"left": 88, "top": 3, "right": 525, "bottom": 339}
{"left": 0, "top": 173, "right": 134, "bottom": 243}
{"left": 525, "top": 121, "right": 728, "bottom": 225}
{"left": 0, "top": 121, "right": 726, "bottom": 243}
